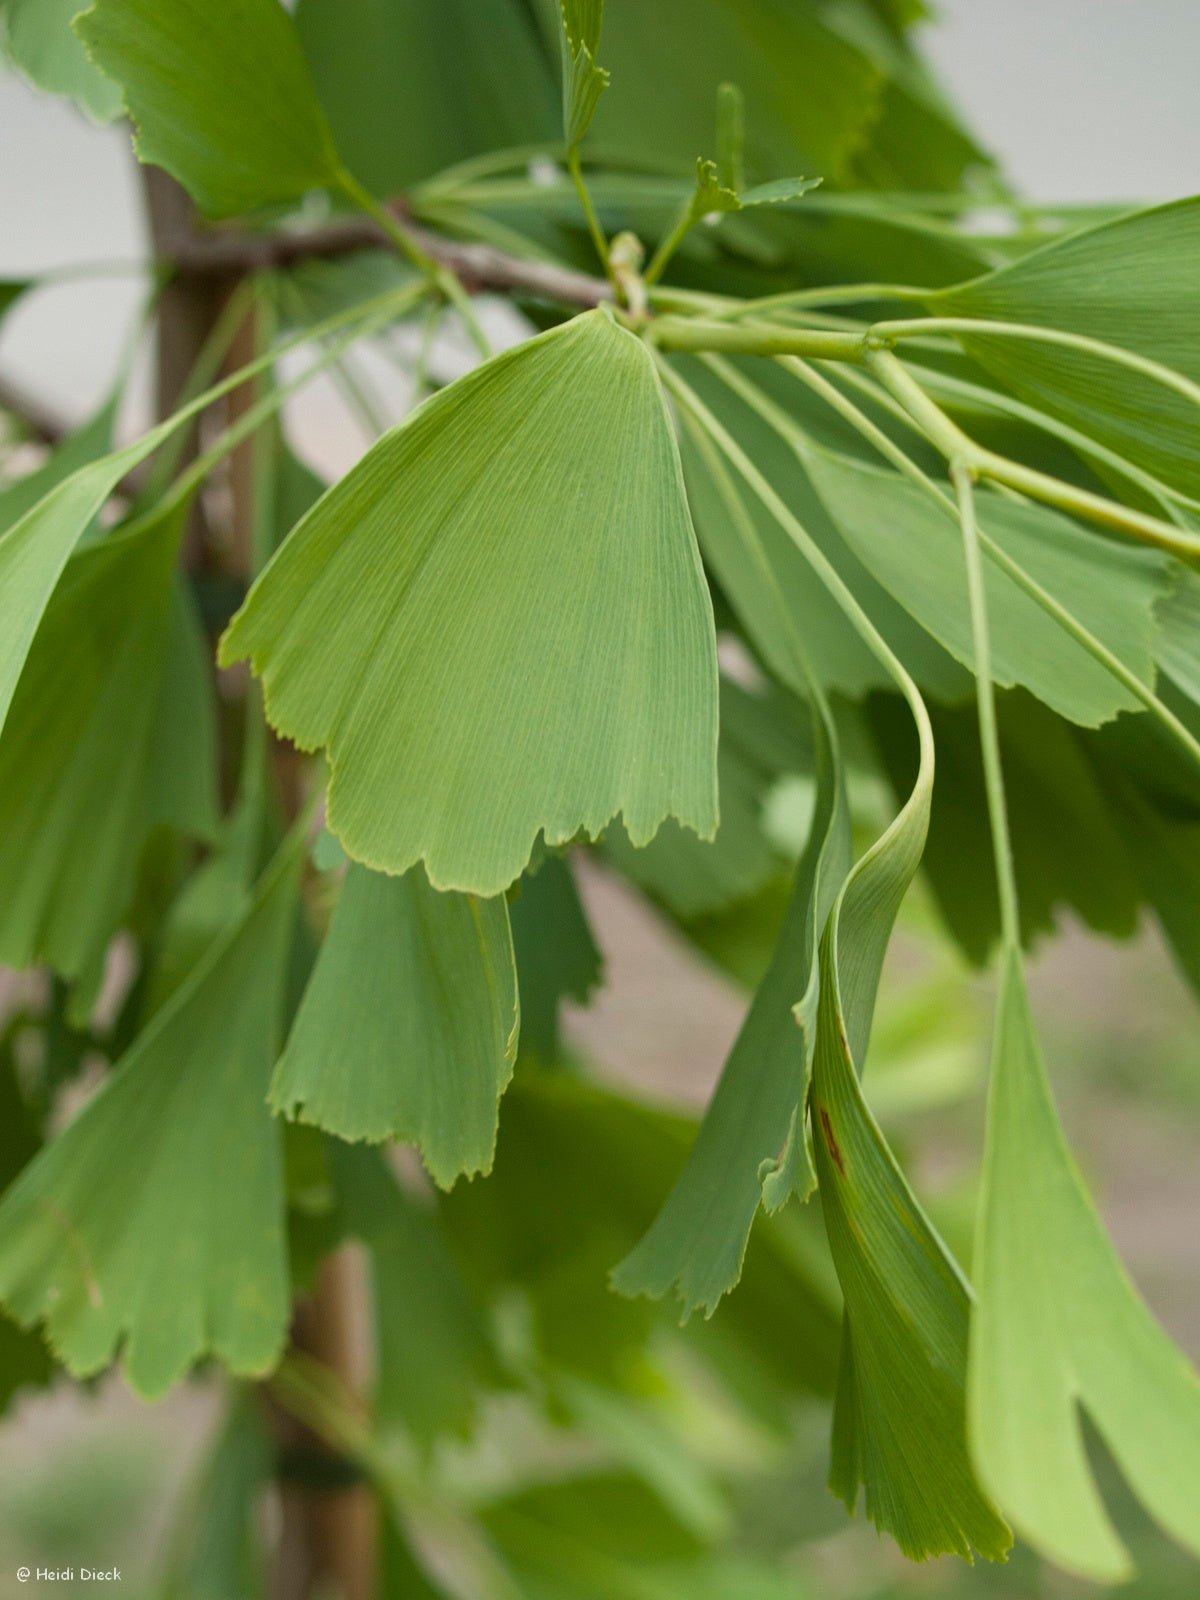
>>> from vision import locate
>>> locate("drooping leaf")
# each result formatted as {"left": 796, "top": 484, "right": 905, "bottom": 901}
{"left": 558, "top": 0, "right": 609, "bottom": 148}
{"left": 507, "top": 854, "right": 601, "bottom": 1063}
{"left": 676, "top": 367, "right": 1010, "bottom": 1558}
{"left": 970, "top": 948, "right": 1200, "bottom": 1580}
{"left": 613, "top": 693, "right": 850, "bottom": 1317}
{"left": 804, "top": 444, "right": 1174, "bottom": 727}
{"left": 604, "top": 677, "right": 812, "bottom": 919}
{"left": 271, "top": 864, "right": 519, "bottom": 1187}
{"left": 295, "top": 0, "right": 555, "bottom": 197}
{"left": 932, "top": 198, "right": 1200, "bottom": 496}
{"left": 0, "top": 506, "right": 216, "bottom": 983}
{"left": 811, "top": 687, "right": 1010, "bottom": 1561}
{"left": 223, "top": 308, "right": 719, "bottom": 896}
{"left": 76, "top": 0, "right": 344, "bottom": 216}
{"left": 0, "top": 836, "right": 302, "bottom": 1397}
{"left": 871, "top": 692, "right": 1141, "bottom": 964}
{"left": 0, "top": 0, "right": 122, "bottom": 119}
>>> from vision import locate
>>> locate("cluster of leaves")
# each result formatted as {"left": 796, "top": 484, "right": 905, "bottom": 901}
{"left": 1, "top": 0, "right": 1199, "bottom": 1591}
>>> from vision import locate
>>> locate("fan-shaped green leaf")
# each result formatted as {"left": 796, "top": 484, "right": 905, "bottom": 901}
{"left": 970, "top": 949, "right": 1200, "bottom": 1580}
{"left": 508, "top": 854, "right": 601, "bottom": 1064}
{"left": 805, "top": 446, "right": 1173, "bottom": 727}
{"left": 0, "top": 835, "right": 301, "bottom": 1397}
{"left": 270, "top": 864, "right": 519, "bottom": 1188}
{"left": 1, "top": 0, "right": 122, "bottom": 119}
{"left": 0, "top": 507, "right": 216, "bottom": 983}
{"left": 222, "top": 309, "right": 718, "bottom": 896}
{"left": 932, "top": 198, "right": 1200, "bottom": 497}
{"left": 76, "top": 0, "right": 343, "bottom": 216}
{"left": 295, "top": 0, "right": 555, "bottom": 196}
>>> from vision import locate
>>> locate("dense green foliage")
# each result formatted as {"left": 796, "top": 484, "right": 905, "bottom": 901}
{"left": 1, "top": 0, "right": 1198, "bottom": 1593}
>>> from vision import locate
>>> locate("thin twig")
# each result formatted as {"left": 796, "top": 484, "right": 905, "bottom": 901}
{"left": 162, "top": 204, "right": 613, "bottom": 309}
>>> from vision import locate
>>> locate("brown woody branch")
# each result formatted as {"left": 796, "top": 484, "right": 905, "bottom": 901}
{"left": 168, "top": 203, "right": 614, "bottom": 309}
{"left": 0, "top": 206, "right": 611, "bottom": 461}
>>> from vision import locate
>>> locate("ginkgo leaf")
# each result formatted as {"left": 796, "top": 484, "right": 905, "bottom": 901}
{"left": 295, "top": 0, "right": 555, "bottom": 197}
{"left": 508, "top": 854, "right": 601, "bottom": 1063}
{"left": 558, "top": 0, "right": 609, "bottom": 148}
{"left": 804, "top": 445, "right": 1173, "bottom": 727}
{"left": 612, "top": 697, "right": 849, "bottom": 1317}
{"left": 0, "top": 505, "right": 216, "bottom": 983}
{"left": 0, "top": 835, "right": 302, "bottom": 1398}
{"left": 932, "top": 198, "right": 1200, "bottom": 497}
{"left": 222, "top": 308, "right": 719, "bottom": 896}
{"left": 76, "top": 0, "right": 344, "bottom": 216}
{"left": 270, "top": 864, "right": 520, "bottom": 1188}
{"left": 970, "top": 948, "right": 1200, "bottom": 1580}
{"left": 2, "top": 0, "right": 122, "bottom": 119}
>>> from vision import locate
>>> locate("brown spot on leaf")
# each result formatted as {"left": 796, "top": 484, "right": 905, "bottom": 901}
{"left": 819, "top": 1106, "right": 846, "bottom": 1177}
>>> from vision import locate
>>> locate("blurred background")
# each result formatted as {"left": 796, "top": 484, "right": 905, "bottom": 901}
{"left": 0, "top": 3, "right": 1198, "bottom": 1597}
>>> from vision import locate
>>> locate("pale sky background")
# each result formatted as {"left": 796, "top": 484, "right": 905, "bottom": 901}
{"left": 0, "top": 0, "right": 1197, "bottom": 436}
